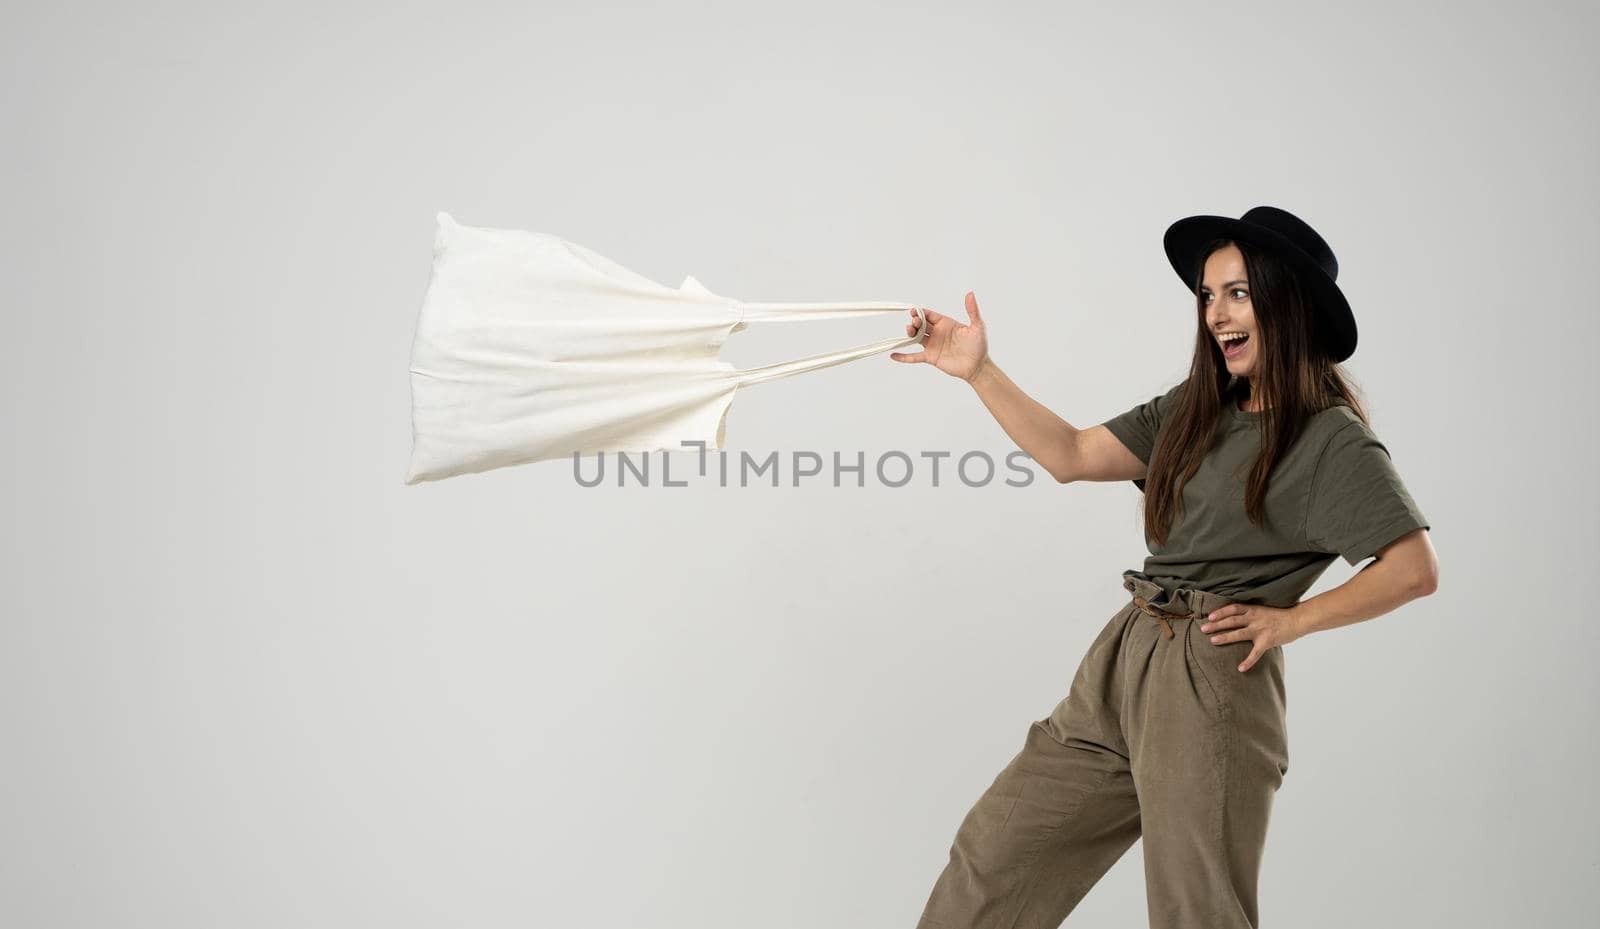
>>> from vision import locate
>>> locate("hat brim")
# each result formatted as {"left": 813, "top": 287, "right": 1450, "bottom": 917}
{"left": 1163, "top": 215, "right": 1357, "bottom": 363}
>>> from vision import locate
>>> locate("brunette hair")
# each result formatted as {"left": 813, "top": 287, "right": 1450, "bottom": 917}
{"left": 1142, "top": 237, "right": 1369, "bottom": 546}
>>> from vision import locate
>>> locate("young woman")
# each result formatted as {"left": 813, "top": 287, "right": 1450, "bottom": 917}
{"left": 890, "top": 206, "right": 1439, "bottom": 929}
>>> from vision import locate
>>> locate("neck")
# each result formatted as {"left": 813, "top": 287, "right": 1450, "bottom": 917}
{"left": 1235, "top": 380, "right": 1266, "bottom": 413}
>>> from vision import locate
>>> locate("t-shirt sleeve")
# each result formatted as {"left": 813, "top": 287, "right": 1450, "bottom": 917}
{"left": 1304, "top": 419, "right": 1431, "bottom": 566}
{"left": 1100, "top": 382, "right": 1183, "bottom": 466}
{"left": 1099, "top": 382, "right": 1184, "bottom": 492}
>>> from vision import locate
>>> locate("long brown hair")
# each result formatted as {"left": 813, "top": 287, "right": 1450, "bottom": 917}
{"left": 1142, "top": 237, "right": 1369, "bottom": 547}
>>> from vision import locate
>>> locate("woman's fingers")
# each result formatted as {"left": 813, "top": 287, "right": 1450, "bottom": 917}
{"left": 909, "top": 305, "right": 944, "bottom": 335}
{"left": 1207, "top": 604, "right": 1240, "bottom": 621}
{"left": 906, "top": 303, "right": 968, "bottom": 332}
{"left": 895, "top": 307, "right": 927, "bottom": 361}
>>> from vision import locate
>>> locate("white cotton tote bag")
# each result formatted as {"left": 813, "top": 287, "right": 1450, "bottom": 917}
{"left": 403, "top": 213, "right": 928, "bottom": 484}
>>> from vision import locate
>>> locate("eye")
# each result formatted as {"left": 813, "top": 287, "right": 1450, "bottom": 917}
{"left": 1232, "top": 288, "right": 1249, "bottom": 300}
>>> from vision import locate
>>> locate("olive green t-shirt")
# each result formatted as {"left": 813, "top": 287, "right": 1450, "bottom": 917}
{"left": 1099, "top": 381, "right": 1430, "bottom": 609}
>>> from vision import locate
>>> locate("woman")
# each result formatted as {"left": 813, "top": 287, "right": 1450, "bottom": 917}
{"left": 890, "top": 206, "right": 1439, "bottom": 929}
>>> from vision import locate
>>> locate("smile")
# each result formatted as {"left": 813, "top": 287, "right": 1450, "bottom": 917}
{"left": 1219, "top": 331, "right": 1250, "bottom": 358}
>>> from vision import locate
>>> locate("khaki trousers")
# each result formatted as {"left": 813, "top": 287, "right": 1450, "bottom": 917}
{"left": 916, "top": 575, "right": 1290, "bottom": 929}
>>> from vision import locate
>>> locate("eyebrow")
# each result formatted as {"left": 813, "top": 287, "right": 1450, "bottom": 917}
{"left": 1200, "top": 279, "right": 1250, "bottom": 290}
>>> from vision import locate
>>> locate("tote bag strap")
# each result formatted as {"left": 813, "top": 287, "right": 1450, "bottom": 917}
{"left": 727, "top": 301, "right": 929, "bottom": 389}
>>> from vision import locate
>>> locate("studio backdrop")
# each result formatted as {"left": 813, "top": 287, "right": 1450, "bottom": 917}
{"left": 3, "top": 2, "right": 1595, "bottom": 928}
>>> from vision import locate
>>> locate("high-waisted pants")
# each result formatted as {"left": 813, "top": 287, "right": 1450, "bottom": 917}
{"left": 915, "top": 575, "right": 1290, "bottom": 929}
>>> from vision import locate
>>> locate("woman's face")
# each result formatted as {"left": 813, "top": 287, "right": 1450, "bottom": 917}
{"left": 1201, "top": 244, "right": 1258, "bottom": 380}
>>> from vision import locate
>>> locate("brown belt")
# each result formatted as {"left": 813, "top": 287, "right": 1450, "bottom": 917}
{"left": 1131, "top": 594, "right": 1192, "bottom": 639}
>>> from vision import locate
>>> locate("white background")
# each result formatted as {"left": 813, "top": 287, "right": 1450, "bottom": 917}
{"left": 4, "top": 1, "right": 1595, "bottom": 926}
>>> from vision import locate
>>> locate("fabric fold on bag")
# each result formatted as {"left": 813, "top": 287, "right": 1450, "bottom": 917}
{"left": 404, "top": 212, "right": 927, "bottom": 484}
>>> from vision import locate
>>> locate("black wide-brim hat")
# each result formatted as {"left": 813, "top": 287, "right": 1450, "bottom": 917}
{"left": 1163, "top": 205, "right": 1357, "bottom": 363}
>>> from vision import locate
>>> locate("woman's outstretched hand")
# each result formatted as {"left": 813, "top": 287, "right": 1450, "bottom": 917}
{"left": 889, "top": 291, "right": 990, "bottom": 383}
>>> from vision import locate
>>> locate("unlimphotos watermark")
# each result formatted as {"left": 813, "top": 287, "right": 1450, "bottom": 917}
{"left": 572, "top": 441, "right": 1039, "bottom": 487}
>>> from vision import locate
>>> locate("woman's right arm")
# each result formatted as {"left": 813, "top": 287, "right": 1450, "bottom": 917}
{"left": 890, "top": 293, "right": 1147, "bottom": 485}
{"left": 965, "top": 358, "right": 1147, "bottom": 485}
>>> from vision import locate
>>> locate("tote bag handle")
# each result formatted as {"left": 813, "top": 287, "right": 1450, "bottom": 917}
{"left": 727, "top": 301, "right": 929, "bottom": 389}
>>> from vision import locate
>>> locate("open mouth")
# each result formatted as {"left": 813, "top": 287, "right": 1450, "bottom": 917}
{"left": 1222, "top": 334, "right": 1250, "bottom": 358}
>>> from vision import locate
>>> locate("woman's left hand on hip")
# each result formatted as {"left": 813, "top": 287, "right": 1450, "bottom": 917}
{"left": 1200, "top": 603, "right": 1303, "bottom": 673}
